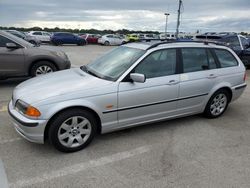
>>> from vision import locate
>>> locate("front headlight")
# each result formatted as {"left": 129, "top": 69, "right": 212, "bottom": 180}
{"left": 15, "top": 100, "right": 41, "bottom": 117}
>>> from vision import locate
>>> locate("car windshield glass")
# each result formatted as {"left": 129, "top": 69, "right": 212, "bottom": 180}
{"left": 85, "top": 46, "right": 145, "bottom": 81}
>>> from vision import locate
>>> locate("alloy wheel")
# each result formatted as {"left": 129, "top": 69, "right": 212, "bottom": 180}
{"left": 57, "top": 116, "right": 92, "bottom": 148}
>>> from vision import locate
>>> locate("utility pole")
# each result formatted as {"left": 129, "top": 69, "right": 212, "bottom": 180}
{"left": 176, "top": 0, "right": 182, "bottom": 39}
{"left": 164, "top": 13, "right": 170, "bottom": 39}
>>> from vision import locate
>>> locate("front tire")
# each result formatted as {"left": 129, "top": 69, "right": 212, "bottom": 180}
{"left": 30, "top": 61, "right": 57, "bottom": 77}
{"left": 204, "top": 89, "right": 230, "bottom": 118}
{"left": 48, "top": 109, "right": 97, "bottom": 152}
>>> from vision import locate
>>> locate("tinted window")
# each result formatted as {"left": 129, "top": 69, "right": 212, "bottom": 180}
{"left": 0, "top": 35, "right": 13, "bottom": 47}
{"left": 134, "top": 49, "right": 176, "bottom": 78}
{"left": 182, "top": 48, "right": 209, "bottom": 73}
{"left": 33, "top": 32, "right": 42, "bottom": 35}
{"left": 214, "top": 49, "right": 238, "bottom": 68}
{"left": 240, "top": 36, "right": 249, "bottom": 49}
{"left": 222, "top": 36, "right": 241, "bottom": 51}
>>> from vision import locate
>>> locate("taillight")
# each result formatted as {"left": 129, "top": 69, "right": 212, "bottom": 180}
{"left": 244, "top": 72, "right": 247, "bottom": 81}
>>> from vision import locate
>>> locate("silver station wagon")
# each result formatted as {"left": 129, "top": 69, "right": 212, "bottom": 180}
{"left": 8, "top": 42, "right": 247, "bottom": 152}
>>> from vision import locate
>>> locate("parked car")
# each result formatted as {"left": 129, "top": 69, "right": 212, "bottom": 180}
{"left": 98, "top": 34, "right": 127, "bottom": 45}
{"left": 0, "top": 30, "right": 71, "bottom": 79}
{"left": 126, "top": 34, "right": 139, "bottom": 42}
{"left": 195, "top": 33, "right": 250, "bottom": 66}
{"left": 8, "top": 41, "right": 247, "bottom": 152}
{"left": 80, "top": 34, "right": 100, "bottom": 44}
{"left": 5, "top": 30, "right": 41, "bottom": 46}
{"left": 27, "top": 31, "right": 51, "bottom": 43}
{"left": 51, "top": 32, "right": 86, "bottom": 46}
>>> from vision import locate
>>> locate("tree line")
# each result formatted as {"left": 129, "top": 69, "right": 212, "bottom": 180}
{"left": 0, "top": 26, "right": 160, "bottom": 35}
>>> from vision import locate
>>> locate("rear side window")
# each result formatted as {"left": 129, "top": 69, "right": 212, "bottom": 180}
{"left": 0, "top": 35, "right": 13, "bottom": 47}
{"left": 214, "top": 49, "right": 238, "bottom": 68}
{"left": 182, "top": 48, "right": 210, "bottom": 73}
{"left": 33, "top": 32, "right": 42, "bottom": 35}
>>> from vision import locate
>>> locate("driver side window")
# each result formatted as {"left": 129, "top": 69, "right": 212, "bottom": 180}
{"left": 134, "top": 49, "right": 176, "bottom": 79}
{"left": 0, "top": 35, "right": 13, "bottom": 47}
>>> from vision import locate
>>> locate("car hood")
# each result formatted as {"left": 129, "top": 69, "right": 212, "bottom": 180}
{"left": 13, "top": 68, "right": 113, "bottom": 104}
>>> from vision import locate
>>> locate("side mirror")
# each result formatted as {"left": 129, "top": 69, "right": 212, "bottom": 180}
{"left": 130, "top": 73, "right": 146, "bottom": 83}
{"left": 6, "top": 43, "right": 19, "bottom": 49}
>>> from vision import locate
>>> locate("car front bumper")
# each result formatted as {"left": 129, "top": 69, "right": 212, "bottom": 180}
{"left": 8, "top": 100, "right": 47, "bottom": 144}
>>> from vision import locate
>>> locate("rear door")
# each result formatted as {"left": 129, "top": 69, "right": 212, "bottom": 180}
{"left": 177, "top": 48, "right": 218, "bottom": 113}
{"left": 118, "top": 48, "right": 179, "bottom": 128}
{"left": 0, "top": 34, "right": 25, "bottom": 77}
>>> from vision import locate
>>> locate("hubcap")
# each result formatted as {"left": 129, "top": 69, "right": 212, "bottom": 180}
{"left": 58, "top": 116, "right": 91, "bottom": 148}
{"left": 35, "top": 65, "right": 53, "bottom": 76}
{"left": 210, "top": 93, "right": 227, "bottom": 116}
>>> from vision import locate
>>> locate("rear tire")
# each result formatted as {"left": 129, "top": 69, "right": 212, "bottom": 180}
{"left": 204, "top": 89, "right": 230, "bottom": 118}
{"left": 30, "top": 61, "right": 57, "bottom": 77}
{"left": 104, "top": 41, "right": 110, "bottom": 46}
{"left": 48, "top": 109, "right": 97, "bottom": 152}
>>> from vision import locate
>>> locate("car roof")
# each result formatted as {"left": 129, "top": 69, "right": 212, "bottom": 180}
{"left": 123, "top": 41, "right": 230, "bottom": 51}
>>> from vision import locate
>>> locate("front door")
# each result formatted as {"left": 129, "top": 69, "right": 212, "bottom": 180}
{"left": 118, "top": 48, "right": 179, "bottom": 128}
{"left": 0, "top": 35, "right": 25, "bottom": 77}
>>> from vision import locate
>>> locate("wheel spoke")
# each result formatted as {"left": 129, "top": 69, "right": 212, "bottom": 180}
{"left": 72, "top": 117, "right": 78, "bottom": 126}
{"left": 61, "top": 123, "right": 70, "bottom": 131}
{"left": 78, "top": 119, "right": 88, "bottom": 128}
{"left": 75, "top": 135, "right": 84, "bottom": 145}
{"left": 80, "top": 128, "right": 91, "bottom": 135}
{"left": 67, "top": 137, "right": 74, "bottom": 147}
{"left": 59, "top": 132, "right": 69, "bottom": 140}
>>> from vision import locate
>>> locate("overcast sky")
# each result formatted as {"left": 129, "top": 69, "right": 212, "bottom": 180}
{"left": 0, "top": 0, "right": 249, "bottom": 33}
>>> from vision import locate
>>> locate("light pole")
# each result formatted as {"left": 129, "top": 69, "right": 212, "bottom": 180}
{"left": 164, "top": 13, "right": 170, "bottom": 39}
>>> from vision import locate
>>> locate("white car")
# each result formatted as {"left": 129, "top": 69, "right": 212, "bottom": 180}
{"left": 98, "top": 34, "right": 127, "bottom": 46}
{"left": 28, "top": 31, "right": 51, "bottom": 43}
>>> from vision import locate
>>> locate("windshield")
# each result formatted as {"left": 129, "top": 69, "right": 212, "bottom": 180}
{"left": 85, "top": 46, "right": 145, "bottom": 81}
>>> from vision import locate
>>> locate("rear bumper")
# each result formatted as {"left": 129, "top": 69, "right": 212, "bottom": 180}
{"left": 8, "top": 100, "right": 47, "bottom": 144}
{"left": 231, "top": 83, "right": 247, "bottom": 101}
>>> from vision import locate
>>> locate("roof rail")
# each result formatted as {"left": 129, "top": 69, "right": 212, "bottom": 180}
{"left": 146, "top": 40, "right": 226, "bottom": 50}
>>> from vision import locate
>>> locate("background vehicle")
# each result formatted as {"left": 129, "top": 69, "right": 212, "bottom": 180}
{"left": 5, "top": 30, "right": 41, "bottom": 46}
{"left": 195, "top": 33, "right": 250, "bottom": 66}
{"left": 51, "top": 32, "right": 86, "bottom": 46}
{"left": 80, "top": 34, "right": 100, "bottom": 44}
{"left": 8, "top": 41, "right": 246, "bottom": 152}
{"left": 126, "top": 34, "right": 139, "bottom": 42}
{"left": 27, "top": 31, "right": 51, "bottom": 43}
{"left": 98, "top": 34, "right": 127, "bottom": 45}
{"left": 0, "top": 31, "right": 71, "bottom": 79}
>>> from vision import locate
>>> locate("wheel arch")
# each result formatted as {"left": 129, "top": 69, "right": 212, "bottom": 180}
{"left": 44, "top": 106, "right": 102, "bottom": 142}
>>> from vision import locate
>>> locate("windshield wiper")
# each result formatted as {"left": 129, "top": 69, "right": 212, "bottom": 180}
{"left": 80, "top": 65, "right": 102, "bottom": 79}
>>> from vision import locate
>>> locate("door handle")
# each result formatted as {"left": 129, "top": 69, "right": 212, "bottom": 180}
{"left": 207, "top": 74, "right": 217, "bottom": 79}
{"left": 166, "top": 80, "right": 179, "bottom": 85}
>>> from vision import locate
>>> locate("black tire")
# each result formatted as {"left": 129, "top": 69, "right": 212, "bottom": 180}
{"left": 48, "top": 109, "right": 98, "bottom": 153}
{"left": 29, "top": 40, "right": 36, "bottom": 45}
{"left": 30, "top": 61, "right": 57, "bottom": 77}
{"left": 204, "top": 89, "right": 230, "bottom": 118}
{"left": 104, "top": 41, "right": 110, "bottom": 46}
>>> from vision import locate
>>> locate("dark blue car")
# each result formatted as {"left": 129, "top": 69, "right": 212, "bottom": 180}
{"left": 51, "top": 32, "right": 86, "bottom": 46}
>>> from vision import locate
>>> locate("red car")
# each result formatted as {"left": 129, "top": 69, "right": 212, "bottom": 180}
{"left": 80, "top": 34, "right": 100, "bottom": 44}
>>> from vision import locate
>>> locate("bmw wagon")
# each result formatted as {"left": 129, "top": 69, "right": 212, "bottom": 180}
{"left": 8, "top": 42, "right": 247, "bottom": 152}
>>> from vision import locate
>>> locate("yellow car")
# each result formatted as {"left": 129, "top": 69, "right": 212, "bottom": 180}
{"left": 126, "top": 34, "right": 139, "bottom": 42}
